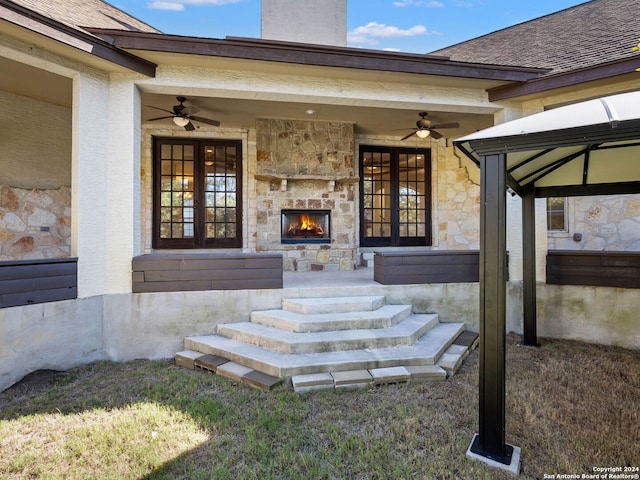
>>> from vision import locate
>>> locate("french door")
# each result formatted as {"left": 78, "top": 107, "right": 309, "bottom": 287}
{"left": 153, "top": 138, "right": 242, "bottom": 249}
{"left": 360, "top": 146, "right": 431, "bottom": 247}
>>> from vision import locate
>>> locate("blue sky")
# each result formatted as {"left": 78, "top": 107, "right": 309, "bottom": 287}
{"left": 111, "top": 0, "right": 587, "bottom": 53}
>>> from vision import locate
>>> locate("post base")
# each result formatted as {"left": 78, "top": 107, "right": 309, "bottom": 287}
{"left": 466, "top": 433, "right": 521, "bottom": 475}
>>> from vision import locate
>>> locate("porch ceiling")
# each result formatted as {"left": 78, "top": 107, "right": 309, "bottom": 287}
{"left": 0, "top": 57, "right": 72, "bottom": 107}
{"left": 141, "top": 93, "right": 495, "bottom": 139}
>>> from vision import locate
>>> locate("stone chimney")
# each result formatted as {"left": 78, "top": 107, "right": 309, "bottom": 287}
{"left": 261, "top": 0, "right": 347, "bottom": 47}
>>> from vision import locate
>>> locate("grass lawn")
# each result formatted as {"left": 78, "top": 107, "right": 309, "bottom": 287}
{"left": 1, "top": 334, "right": 639, "bottom": 479}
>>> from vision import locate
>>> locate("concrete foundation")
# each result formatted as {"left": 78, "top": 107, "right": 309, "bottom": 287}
{"left": 1, "top": 275, "right": 639, "bottom": 391}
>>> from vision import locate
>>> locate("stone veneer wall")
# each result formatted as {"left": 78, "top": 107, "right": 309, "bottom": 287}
{"left": 0, "top": 185, "right": 71, "bottom": 260}
{"left": 435, "top": 144, "right": 481, "bottom": 249}
{"left": 255, "top": 119, "right": 357, "bottom": 271}
{"left": 548, "top": 195, "right": 640, "bottom": 251}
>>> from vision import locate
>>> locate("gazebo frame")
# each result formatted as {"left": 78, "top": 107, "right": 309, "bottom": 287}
{"left": 454, "top": 91, "right": 640, "bottom": 473}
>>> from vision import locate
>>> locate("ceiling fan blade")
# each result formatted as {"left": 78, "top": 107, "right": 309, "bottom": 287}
{"left": 400, "top": 131, "right": 416, "bottom": 141}
{"left": 429, "top": 129, "right": 443, "bottom": 140}
{"left": 191, "top": 116, "right": 221, "bottom": 127}
{"left": 184, "top": 121, "right": 196, "bottom": 131}
{"left": 392, "top": 127, "right": 416, "bottom": 131}
{"left": 147, "top": 116, "right": 174, "bottom": 121}
{"left": 430, "top": 122, "right": 459, "bottom": 129}
{"left": 181, "top": 105, "right": 200, "bottom": 116}
{"left": 146, "top": 105, "right": 173, "bottom": 114}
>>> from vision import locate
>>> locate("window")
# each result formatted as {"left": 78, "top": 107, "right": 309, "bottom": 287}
{"left": 154, "top": 138, "right": 242, "bottom": 248}
{"left": 360, "top": 146, "right": 431, "bottom": 247}
{"left": 546, "top": 197, "right": 567, "bottom": 231}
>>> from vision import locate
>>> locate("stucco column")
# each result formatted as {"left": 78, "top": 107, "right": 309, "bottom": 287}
{"left": 105, "top": 77, "right": 142, "bottom": 292}
{"left": 72, "top": 73, "right": 141, "bottom": 296}
{"left": 71, "top": 71, "right": 110, "bottom": 297}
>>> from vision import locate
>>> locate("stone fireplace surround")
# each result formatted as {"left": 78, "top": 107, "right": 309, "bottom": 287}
{"left": 255, "top": 118, "right": 357, "bottom": 272}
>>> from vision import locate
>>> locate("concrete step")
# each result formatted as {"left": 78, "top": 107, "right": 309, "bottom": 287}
{"left": 251, "top": 304, "right": 412, "bottom": 333}
{"left": 282, "top": 295, "right": 385, "bottom": 315}
{"left": 185, "top": 321, "right": 465, "bottom": 378}
{"left": 217, "top": 313, "right": 439, "bottom": 354}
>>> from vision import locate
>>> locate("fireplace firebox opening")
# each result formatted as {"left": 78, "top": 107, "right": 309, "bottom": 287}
{"left": 281, "top": 209, "right": 331, "bottom": 244}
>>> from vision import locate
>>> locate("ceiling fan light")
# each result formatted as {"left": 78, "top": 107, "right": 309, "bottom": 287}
{"left": 416, "top": 129, "right": 430, "bottom": 138}
{"left": 173, "top": 116, "right": 190, "bottom": 127}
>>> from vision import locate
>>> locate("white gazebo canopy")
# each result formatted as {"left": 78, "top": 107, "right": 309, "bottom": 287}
{"left": 455, "top": 90, "right": 640, "bottom": 196}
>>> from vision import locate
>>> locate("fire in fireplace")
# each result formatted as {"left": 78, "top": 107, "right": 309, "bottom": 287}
{"left": 281, "top": 209, "right": 331, "bottom": 244}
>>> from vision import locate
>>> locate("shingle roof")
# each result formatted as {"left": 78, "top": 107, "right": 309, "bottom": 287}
{"left": 8, "top": 0, "right": 160, "bottom": 34}
{"left": 431, "top": 0, "right": 640, "bottom": 75}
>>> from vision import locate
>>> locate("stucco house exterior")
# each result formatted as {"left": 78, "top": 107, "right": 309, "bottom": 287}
{"left": 1, "top": 0, "right": 638, "bottom": 391}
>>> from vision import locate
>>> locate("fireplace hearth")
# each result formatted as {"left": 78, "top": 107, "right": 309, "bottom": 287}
{"left": 281, "top": 209, "right": 331, "bottom": 244}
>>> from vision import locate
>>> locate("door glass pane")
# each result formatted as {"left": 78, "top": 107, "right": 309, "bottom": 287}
{"left": 204, "top": 144, "right": 238, "bottom": 241}
{"left": 158, "top": 144, "right": 196, "bottom": 240}
{"left": 399, "top": 153, "right": 426, "bottom": 239}
{"left": 362, "top": 151, "right": 391, "bottom": 239}
{"left": 184, "top": 145, "right": 194, "bottom": 160}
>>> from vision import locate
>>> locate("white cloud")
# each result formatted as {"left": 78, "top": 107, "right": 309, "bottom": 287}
{"left": 348, "top": 22, "right": 428, "bottom": 45}
{"left": 393, "top": 0, "right": 444, "bottom": 7}
{"left": 147, "top": 0, "right": 241, "bottom": 10}
{"left": 148, "top": 1, "right": 184, "bottom": 10}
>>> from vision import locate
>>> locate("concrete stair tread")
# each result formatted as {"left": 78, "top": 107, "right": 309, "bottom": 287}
{"left": 282, "top": 295, "right": 385, "bottom": 315}
{"left": 251, "top": 304, "right": 413, "bottom": 332}
{"left": 217, "top": 313, "right": 439, "bottom": 353}
{"left": 186, "top": 322, "right": 465, "bottom": 378}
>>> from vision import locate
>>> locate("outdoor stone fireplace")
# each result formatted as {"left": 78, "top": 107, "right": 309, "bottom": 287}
{"left": 255, "top": 118, "right": 357, "bottom": 272}
{"left": 281, "top": 209, "right": 331, "bottom": 244}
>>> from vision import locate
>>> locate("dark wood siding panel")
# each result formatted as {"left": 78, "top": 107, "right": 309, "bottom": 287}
{"left": 0, "top": 258, "right": 78, "bottom": 308}
{"left": 143, "top": 267, "right": 281, "bottom": 282}
{"left": 132, "top": 254, "right": 283, "bottom": 292}
{"left": 546, "top": 251, "right": 640, "bottom": 288}
{"left": 374, "top": 251, "right": 482, "bottom": 285}
{"left": 0, "top": 261, "right": 77, "bottom": 280}
{"left": 0, "top": 275, "right": 77, "bottom": 295}
{"left": 1, "top": 287, "right": 78, "bottom": 309}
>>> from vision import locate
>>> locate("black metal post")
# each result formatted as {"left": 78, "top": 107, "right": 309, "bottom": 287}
{"left": 470, "top": 153, "right": 512, "bottom": 464}
{"left": 522, "top": 183, "right": 539, "bottom": 346}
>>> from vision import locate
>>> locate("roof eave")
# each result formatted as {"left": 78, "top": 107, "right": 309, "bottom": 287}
{"left": 87, "top": 29, "right": 549, "bottom": 83}
{"left": 0, "top": 0, "right": 156, "bottom": 77}
{"left": 487, "top": 57, "right": 640, "bottom": 101}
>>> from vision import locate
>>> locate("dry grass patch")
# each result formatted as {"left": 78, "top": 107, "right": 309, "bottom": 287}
{"left": 0, "top": 403, "right": 208, "bottom": 480}
{"left": 1, "top": 337, "right": 639, "bottom": 479}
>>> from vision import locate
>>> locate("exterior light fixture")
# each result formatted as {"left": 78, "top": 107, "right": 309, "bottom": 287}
{"left": 416, "top": 129, "right": 430, "bottom": 138}
{"left": 173, "top": 116, "right": 190, "bottom": 127}
{"left": 305, "top": 109, "right": 317, "bottom": 115}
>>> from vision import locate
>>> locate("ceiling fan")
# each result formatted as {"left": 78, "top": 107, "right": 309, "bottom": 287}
{"left": 399, "top": 112, "right": 459, "bottom": 140}
{"left": 146, "top": 96, "right": 221, "bottom": 131}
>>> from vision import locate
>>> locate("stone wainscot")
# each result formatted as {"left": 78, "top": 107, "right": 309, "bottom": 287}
{"left": 0, "top": 185, "right": 71, "bottom": 261}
